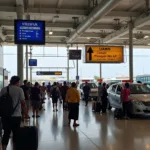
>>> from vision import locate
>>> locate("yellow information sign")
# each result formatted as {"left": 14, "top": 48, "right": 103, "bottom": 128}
{"left": 54, "top": 72, "right": 62, "bottom": 75}
{"left": 85, "top": 45, "right": 124, "bottom": 63}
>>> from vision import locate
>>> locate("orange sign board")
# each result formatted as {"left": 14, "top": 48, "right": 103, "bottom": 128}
{"left": 97, "top": 79, "right": 103, "bottom": 82}
{"left": 85, "top": 45, "right": 124, "bottom": 63}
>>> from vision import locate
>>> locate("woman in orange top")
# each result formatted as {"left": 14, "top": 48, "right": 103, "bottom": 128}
{"left": 66, "top": 82, "right": 80, "bottom": 127}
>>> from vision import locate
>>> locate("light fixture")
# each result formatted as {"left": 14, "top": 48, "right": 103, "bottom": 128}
{"left": 87, "top": 37, "right": 90, "bottom": 40}
{"left": 144, "top": 35, "right": 149, "bottom": 39}
{"left": 49, "top": 31, "right": 53, "bottom": 35}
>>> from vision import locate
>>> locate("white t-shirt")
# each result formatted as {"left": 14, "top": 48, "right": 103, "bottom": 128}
{"left": 0, "top": 85, "right": 25, "bottom": 117}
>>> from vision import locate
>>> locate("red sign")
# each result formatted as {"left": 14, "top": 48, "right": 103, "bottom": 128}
{"left": 97, "top": 79, "right": 103, "bottom": 82}
{"left": 122, "top": 80, "right": 133, "bottom": 83}
{"left": 82, "top": 80, "right": 90, "bottom": 83}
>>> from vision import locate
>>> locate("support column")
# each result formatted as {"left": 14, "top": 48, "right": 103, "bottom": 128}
{"left": 100, "top": 63, "right": 102, "bottom": 79}
{"left": 129, "top": 21, "right": 133, "bottom": 80}
{"left": 26, "top": 45, "right": 28, "bottom": 80}
{"left": 67, "top": 46, "right": 70, "bottom": 82}
{"left": 76, "top": 45, "right": 79, "bottom": 80}
{"left": 17, "top": 6, "right": 24, "bottom": 84}
{"left": 30, "top": 46, "right": 33, "bottom": 83}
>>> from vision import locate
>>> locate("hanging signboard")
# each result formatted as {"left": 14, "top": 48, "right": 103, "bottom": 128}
{"left": 69, "top": 50, "right": 81, "bottom": 60}
{"left": 36, "top": 71, "right": 62, "bottom": 75}
{"left": 84, "top": 45, "right": 124, "bottom": 63}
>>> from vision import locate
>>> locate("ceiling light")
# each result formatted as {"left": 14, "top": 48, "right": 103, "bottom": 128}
{"left": 49, "top": 31, "right": 53, "bottom": 35}
{"left": 144, "top": 35, "right": 149, "bottom": 39}
{"left": 87, "top": 37, "right": 90, "bottom": 40}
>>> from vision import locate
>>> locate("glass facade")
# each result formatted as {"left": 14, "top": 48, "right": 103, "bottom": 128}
{"left": 136, "top": 75, "right": 150, "bottom": 83}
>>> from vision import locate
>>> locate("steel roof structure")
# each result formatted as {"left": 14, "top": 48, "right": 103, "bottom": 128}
{"left": 0, "top": 0, "right": 150, "bottom": 46}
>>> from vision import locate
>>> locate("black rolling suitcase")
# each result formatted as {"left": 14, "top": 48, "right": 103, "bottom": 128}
{"left": 114, "top": 108, "right": 123, "bottom": 119}
{"left": 16, "top": 125, "right": 38, "bottom": 150}
{"left": 95, "top": 101, "right": 102, "bottom": 113}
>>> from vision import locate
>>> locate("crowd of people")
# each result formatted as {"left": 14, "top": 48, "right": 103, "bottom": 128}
{"left": 0, "top": 75, "right": 132, "bottom": 150}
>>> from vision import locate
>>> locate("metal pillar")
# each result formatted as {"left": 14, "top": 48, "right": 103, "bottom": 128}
{"left": 26, "top": 45, "right": 28, "bottom": 80}
{"left": 100, "top": 63, "right": 102, "bottom": 79}
{"left": 67, "top": 46, "right": 70, "bottom": 82}
{"left": 129, "top": 21, "right": 133, "bottom": 80}
{"left": 76, "top": 45, "right": 79, "bottom": 80}
{"left": 30, "top": 46, "right": 33, "bottom": 83}
{"left": 17, "top": 6, "right": 24, "bottom": 84}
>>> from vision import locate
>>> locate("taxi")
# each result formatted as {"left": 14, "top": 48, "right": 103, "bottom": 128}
{"left": 107, "top": 81, "right": 150, "bottom": 114}
{"left": 78, "top": 81, "right": 98, "bottom": 100}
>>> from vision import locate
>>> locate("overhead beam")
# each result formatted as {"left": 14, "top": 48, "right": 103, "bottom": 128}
{"left": 103, "top": 13, "right": 150, "bottom": 43}
{"left": 16, "top": 0, "right": 24, "bottom": 6}
{"left": 0, "top": 20, "right": 74, "bottom": 29}
{"left": 0, "top": 19, "right": 115, "bottom": 30}
{"left": 27, "top": 0, "right": 34, "bottom": 7}
{"left": 4, "top": 36, "right": 150, "bottom": 47}
{"left": 57, "top": 0, "right": 64, "bottom": 8}
{"left": 4, "top": 29, "right": 108, "bottom": 38}
{"left": 67, "top": 0, "right": 121, "bottom": 43}
{"left": 0, "top": 27, "right": 6, "bottom": 42}
{"left": 129, "top": 0, "right": 145, "bottom": 11}
{"left": 0, "top": 6, "right": 141, "bottom": 17}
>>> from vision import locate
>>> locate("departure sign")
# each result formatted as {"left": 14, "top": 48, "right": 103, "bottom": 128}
{"left": 29, "top": 59, "right": 37, "bottom": 66}
{"left": 36, "top": 71, "right": 62, "bottom": 75}
{"left": 14, "top": 20, "right": 45, "bottom": 45}
{"left": 85, "top": 45, "right": 124, "bottom": 63}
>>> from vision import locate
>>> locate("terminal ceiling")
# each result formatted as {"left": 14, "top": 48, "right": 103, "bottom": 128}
{"left": 0, "top": 0, "right": 150, "bottom": 47}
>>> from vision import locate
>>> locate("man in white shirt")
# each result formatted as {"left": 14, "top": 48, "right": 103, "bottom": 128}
{"left": 0, "top": 76, "right": 29, "bottom": 150}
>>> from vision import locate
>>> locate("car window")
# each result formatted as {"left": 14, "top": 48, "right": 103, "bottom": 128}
{"left": 145, "top": 84, "right": 150, "bottom": 89}
{"left": 112, "top": 85, "right": 117, "bottom": 93}
{"left": 116, "top": 85, "right": 122, "bottom": 95}
{"left": 130, "top": 84, "right": 150, "bottom": 94}
{"left": 80, "top": 83, "right": 97, "bottom": 88}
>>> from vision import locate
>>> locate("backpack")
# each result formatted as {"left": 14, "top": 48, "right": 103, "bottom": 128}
{"left": 52, "top": 87, "right": 59, "bottom": 99}
{"left": 0, "top": 86, "right": 19, "bottom": 117}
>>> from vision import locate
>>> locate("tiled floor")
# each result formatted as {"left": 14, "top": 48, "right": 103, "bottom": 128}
{"left": 6, "top": 99, "right": 150, "bottom": 150}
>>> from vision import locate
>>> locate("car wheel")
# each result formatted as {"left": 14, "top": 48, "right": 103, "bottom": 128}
{"left": 107, "top": 101, "right": 112, "bottom": 110}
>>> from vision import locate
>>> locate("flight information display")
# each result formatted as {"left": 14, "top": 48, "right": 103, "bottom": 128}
{"left": 29, "top": 59, "right": 37, "bottom": 66}
{"left": 14, "top": 20, "right": 45, "bottom": 45}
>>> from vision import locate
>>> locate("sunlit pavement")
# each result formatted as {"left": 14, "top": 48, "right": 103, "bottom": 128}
{"left": 7, "top": 99, "right": 150, "bottom": 150}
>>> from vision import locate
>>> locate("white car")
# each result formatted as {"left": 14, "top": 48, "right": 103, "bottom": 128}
{"left": 78, "top": 82, "right": 98, "bottom": 100}
{"left": 107, "top": 83, "right": 150, "bottom": 114}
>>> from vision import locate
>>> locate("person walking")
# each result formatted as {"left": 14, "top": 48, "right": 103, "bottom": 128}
{"left": 101, "top": 83, "right": 108, "bottom": 113}
{"left": 66, "top": 82, "right": 80, "bottom": 127}
{"left": 41, "top": 82, "right": 46, "bottom": 102}
{"left": 61, "top": 81, "right": 69, "bottom": 110}
{"left": 121, "top": 82, "right": 131, "bottom": 119}
{"left": 98, "top": 82, "right": 102, "bottom": 101}
{"left": 47, "top": 82, "right": 51, "bottom": 99}
{"left": 50, "top": 82, "right": 60, "bottom": 112}
{"left": 30, "top": 82, "right": 41, "bottom": 118}
{"left": 0, "top": 76, "right": 29, "bottom": 150}
{"left": 20, "top": 80, "right": 30, "bottom": 117}
{"left": 83, "top": 82, "right": 91, "bottom": 106}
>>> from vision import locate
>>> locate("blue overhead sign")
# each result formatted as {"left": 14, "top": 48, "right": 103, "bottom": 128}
{"left": 29, "top": 59, "right": 37, "bottom": 66}
{"left": 14, "top": 20, "right": 45, "bottom": 45}
{"left": 76, "top": 76, "right": 79, "bottom": 80}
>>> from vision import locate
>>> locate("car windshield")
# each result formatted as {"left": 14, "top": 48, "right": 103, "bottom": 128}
{"left": 130, "top": 84, "right": 150, "bottom": 94}
{"left": 81, "top": 83, "right": 97, "bottom": 88}
{"left": 144, "top": 83, "right": 150, "bottom": 89}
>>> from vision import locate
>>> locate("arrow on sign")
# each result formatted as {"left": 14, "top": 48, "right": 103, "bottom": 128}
{"left": 87, "top": 47, "right": 93, "bottom": 60}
